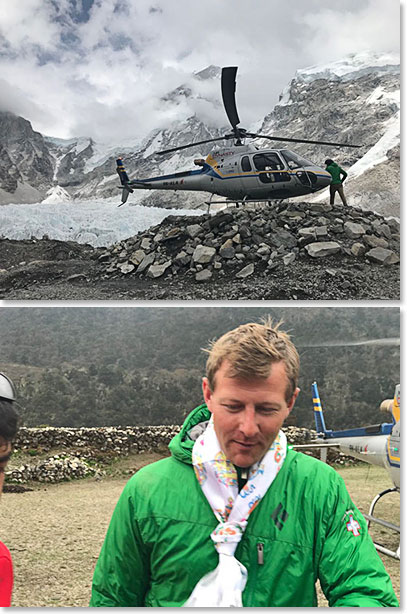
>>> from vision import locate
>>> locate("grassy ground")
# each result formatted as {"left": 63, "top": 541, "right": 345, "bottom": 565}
{"left": 0, "top": 455, "right": 399, "bottom": 607}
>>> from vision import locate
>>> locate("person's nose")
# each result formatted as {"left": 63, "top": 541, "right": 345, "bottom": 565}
{"left": 239, "top": 407, "right": 260, "bottom": 439}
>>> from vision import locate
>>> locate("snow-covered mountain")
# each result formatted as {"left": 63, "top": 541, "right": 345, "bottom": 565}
{"left": 0, "top": 52, "right": 400, "bottom": 216}
{"left": 259, "top": 51, "right": 400, "bottom": 216}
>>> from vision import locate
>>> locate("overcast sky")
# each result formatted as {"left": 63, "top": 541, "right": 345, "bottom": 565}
{"left": 0, "top": 0, "right": 400, "bottom": 145}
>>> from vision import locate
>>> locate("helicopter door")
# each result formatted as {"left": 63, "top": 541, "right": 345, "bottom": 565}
{"left": 238, "top": 155, "right": 259, "bottom": 196}
{"left": 252, "top": 153, "right": 291, "bottom": 195}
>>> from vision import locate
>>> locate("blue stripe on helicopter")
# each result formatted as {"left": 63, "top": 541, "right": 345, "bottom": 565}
{"left": 132, "top": 167, "right": 329, "bottom": 184}
{"left": 322, "top": 423, "right": 394, "bottom": 439}
{"left": 130, "top": 169, "right": 205, "bottom": 184}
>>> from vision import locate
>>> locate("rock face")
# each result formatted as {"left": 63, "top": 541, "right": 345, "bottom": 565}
{"left": 260, "top": 52, "right": 400, "bottom": 217}
{"left": 0, "top": 52, "right": 400, "bottom": 214}
{"left": 98, "top": 202, "right": 399, "bottom": 283}
{"left": 0, "top": 112, "right": 54, "bottom": 203}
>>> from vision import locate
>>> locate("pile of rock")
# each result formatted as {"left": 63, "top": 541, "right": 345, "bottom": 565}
{"left": 6, "top": 454, "right": 96, "bottom": 483}
{"left": 98, "top": 202, "right": 399, "bottom": 282}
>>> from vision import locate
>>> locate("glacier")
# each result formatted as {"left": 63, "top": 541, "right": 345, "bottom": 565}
{"left": 0, "top": 199, "right": 202, "bottom": 247}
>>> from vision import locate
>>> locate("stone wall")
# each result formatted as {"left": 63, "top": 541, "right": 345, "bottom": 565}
{"left": 13, "top": 424, "right": 182, "bottom": 455}
{"left": 7, "top": 425, "right": 355, "bottom": 484}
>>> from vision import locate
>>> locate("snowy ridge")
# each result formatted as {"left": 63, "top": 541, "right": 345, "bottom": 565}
{"left": 296, "top": 51, "right": 399, "bottom": 83}
{"left": 277, "top": 51, "right": 399, "bottom": 107}
{"left": 0, "top": 200, "right": 201, "bottom": 247}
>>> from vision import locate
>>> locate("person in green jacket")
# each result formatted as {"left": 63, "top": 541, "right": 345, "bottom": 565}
{"left": 325, "top": 158, "right": 348, "bottom": 206}
{"left": 89, "top": 319, "right": 398, "bottom": 608}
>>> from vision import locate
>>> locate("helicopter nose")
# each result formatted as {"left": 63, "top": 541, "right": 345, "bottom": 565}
{"left": 315, "top": 172, "right": 331, "bottom": 190}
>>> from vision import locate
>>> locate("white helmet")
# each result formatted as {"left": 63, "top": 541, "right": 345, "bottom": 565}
{"left": 0, "top": 373, "right": 16, "bottom": 401}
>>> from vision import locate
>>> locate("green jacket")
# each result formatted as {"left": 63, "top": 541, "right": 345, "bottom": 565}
{"left": 326, "top": 161, "right": 348, "bottom": 184}
{"left": 90, "top": 405, "right": 398, "bottom": 607}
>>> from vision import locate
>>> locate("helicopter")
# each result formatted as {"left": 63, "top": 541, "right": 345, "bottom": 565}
{"left": 116, "top": 67, "right": 362, "bottom": 207}
{"left": 299, "top": 382, "right": 400, "bottom": 560}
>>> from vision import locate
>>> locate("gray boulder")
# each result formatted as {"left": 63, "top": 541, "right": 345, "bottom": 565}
{"left": 118, "top": 263, "right": 135, "bottom": 275}
{"left": 350, "top": 242, "right": 366, "bottom": 258}
{"left": 195, "top": 269, "right": 213, "bottom": 282}
{"left": 365, "top": 247, "right": 399, "bottom": 265}
{"left": 236, "top": 263, "right": 254, "bottom": 278}
{"left": 147, "top": 261, "right": 172, "bottom": 278}
{"left": 344, "top": 221, "right": 366, "bottom": 239}
{"left": 137, "top": 252, "right": 156, "bottom": 273}
{"left": 219, "top": 239, "right": 235, "bottom": 259}
{"left": 192, "top": 245, "right": 216, "bottom": 264}
{"left": 363, "top": 235, "right": 389, "bottom": 249}
{"left": 305, "top": 242, "right": 341, "bottom": 258}
{"left": 186, "top": 224, "right": 203, "bottom": 239}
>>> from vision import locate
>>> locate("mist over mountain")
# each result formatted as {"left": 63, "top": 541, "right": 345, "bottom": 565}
{"left": 0, "top": 51, "right": 399, "bottom": 218}
{"left": 0, "top": 307, "right": 399, "bottom": 430}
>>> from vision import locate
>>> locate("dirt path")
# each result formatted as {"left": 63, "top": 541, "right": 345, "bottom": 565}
{"left": 0, "top": 458, "right": 399, "bottom": 607}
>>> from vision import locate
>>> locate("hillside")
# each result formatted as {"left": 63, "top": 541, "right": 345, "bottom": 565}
{"left": 0, "top": 307, "right": 399, "bottom": 430}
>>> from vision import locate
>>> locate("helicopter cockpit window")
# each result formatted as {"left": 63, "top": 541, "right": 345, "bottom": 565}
{"left": 241, "top": 156, "right": 252, "bottom": 172}
{"left": 254, "top": 153, "right": 287, "bottom": 183}
{"left": 281, "top": 150, "right": 314, "bottom": 169}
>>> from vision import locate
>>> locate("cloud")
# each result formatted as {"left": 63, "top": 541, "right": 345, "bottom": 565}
{"left": 0, "top": 0, "right": 400, "bottom": 143}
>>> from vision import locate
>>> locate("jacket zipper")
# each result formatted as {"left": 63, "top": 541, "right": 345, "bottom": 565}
{"left": 257, "top": 542, "right": 264, "bottom": 565}
{"left": 245, "top": 542, "right": 264, "bottom": 606}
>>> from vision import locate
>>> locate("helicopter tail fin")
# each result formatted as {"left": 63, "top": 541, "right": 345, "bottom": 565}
{"left": 116, "top": 158, "right": 133, "bottom": 206}
{"left": 116, "top": 158, "right": 130, "bottom": 184}
{"left": 312, "top": 381, "right": 328, "bottom": 436}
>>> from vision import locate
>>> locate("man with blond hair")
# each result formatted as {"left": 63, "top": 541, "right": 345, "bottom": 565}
{"left": 90, "top": 319, "right": 397, "bottom": 608}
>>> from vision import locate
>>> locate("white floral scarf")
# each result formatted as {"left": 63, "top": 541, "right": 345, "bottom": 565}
{"left": 183, "top": 417, "right": 287, "bottom": 607}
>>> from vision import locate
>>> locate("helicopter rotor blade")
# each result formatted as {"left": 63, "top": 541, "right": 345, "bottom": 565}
{"left": 221, "top": 67, "right": 240, "bottom": 131}
{"left": 156, "top": 135, "right": 234, "bottom": 156}
{"left": 249, "top": 132, "right": 362, "bottom": 148}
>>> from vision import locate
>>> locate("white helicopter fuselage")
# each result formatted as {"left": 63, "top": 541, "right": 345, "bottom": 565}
{"left": 126, "top": 144, "right": 332, "bottom": 201}
{"left": 313, "top": 383, "right": 400, "bottom": 490}
{"left": 320, "top": 427, "right": 400, "bottom": 488}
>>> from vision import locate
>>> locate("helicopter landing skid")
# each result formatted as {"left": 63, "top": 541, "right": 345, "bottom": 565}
{"left": 362, "top": 487, "right": 400, "bottom": 560}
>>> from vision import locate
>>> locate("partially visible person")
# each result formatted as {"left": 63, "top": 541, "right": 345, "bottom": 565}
{"left": 325, "top": 158, "right": 348, "bottom": 205}
{"left": 0, "top": 373, "right": 19, "bottom": 608}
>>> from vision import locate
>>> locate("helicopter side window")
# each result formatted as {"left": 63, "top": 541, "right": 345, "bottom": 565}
{"left": 281, "top": 150, "right": 314, "bottom": 169}
{"left": 254, "top": 153, "right": 288, "bottom": 183}
{"left": 241, "top": 156, "right": 252, "bottom": 172}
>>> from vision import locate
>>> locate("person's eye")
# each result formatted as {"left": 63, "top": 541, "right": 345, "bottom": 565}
{"left": 223, "top": 404, "right": 241, "bottom": 412}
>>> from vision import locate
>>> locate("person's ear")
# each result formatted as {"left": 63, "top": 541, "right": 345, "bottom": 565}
{"left": 287, "top": 387, "right": 300, "bottom": 413}
{"left": 202, "top": 377, "right": 213, "bottom": 411}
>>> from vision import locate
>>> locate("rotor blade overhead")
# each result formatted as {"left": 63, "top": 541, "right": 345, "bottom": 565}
{"left": 221, "top": 67, "right": 240, "bottom": 130}
{"left": 156, "top": 135, "right": 233, "bottom": 155}
{"left": 250, "top": 133, "right": 362, "bottom": 148}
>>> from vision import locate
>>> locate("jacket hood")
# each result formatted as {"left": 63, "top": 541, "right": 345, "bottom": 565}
{"left": 326, "top": 161, "right": 339, "bottom": 168}
{"left": 168, "top": 404, "right": 211, "bottom": 465}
